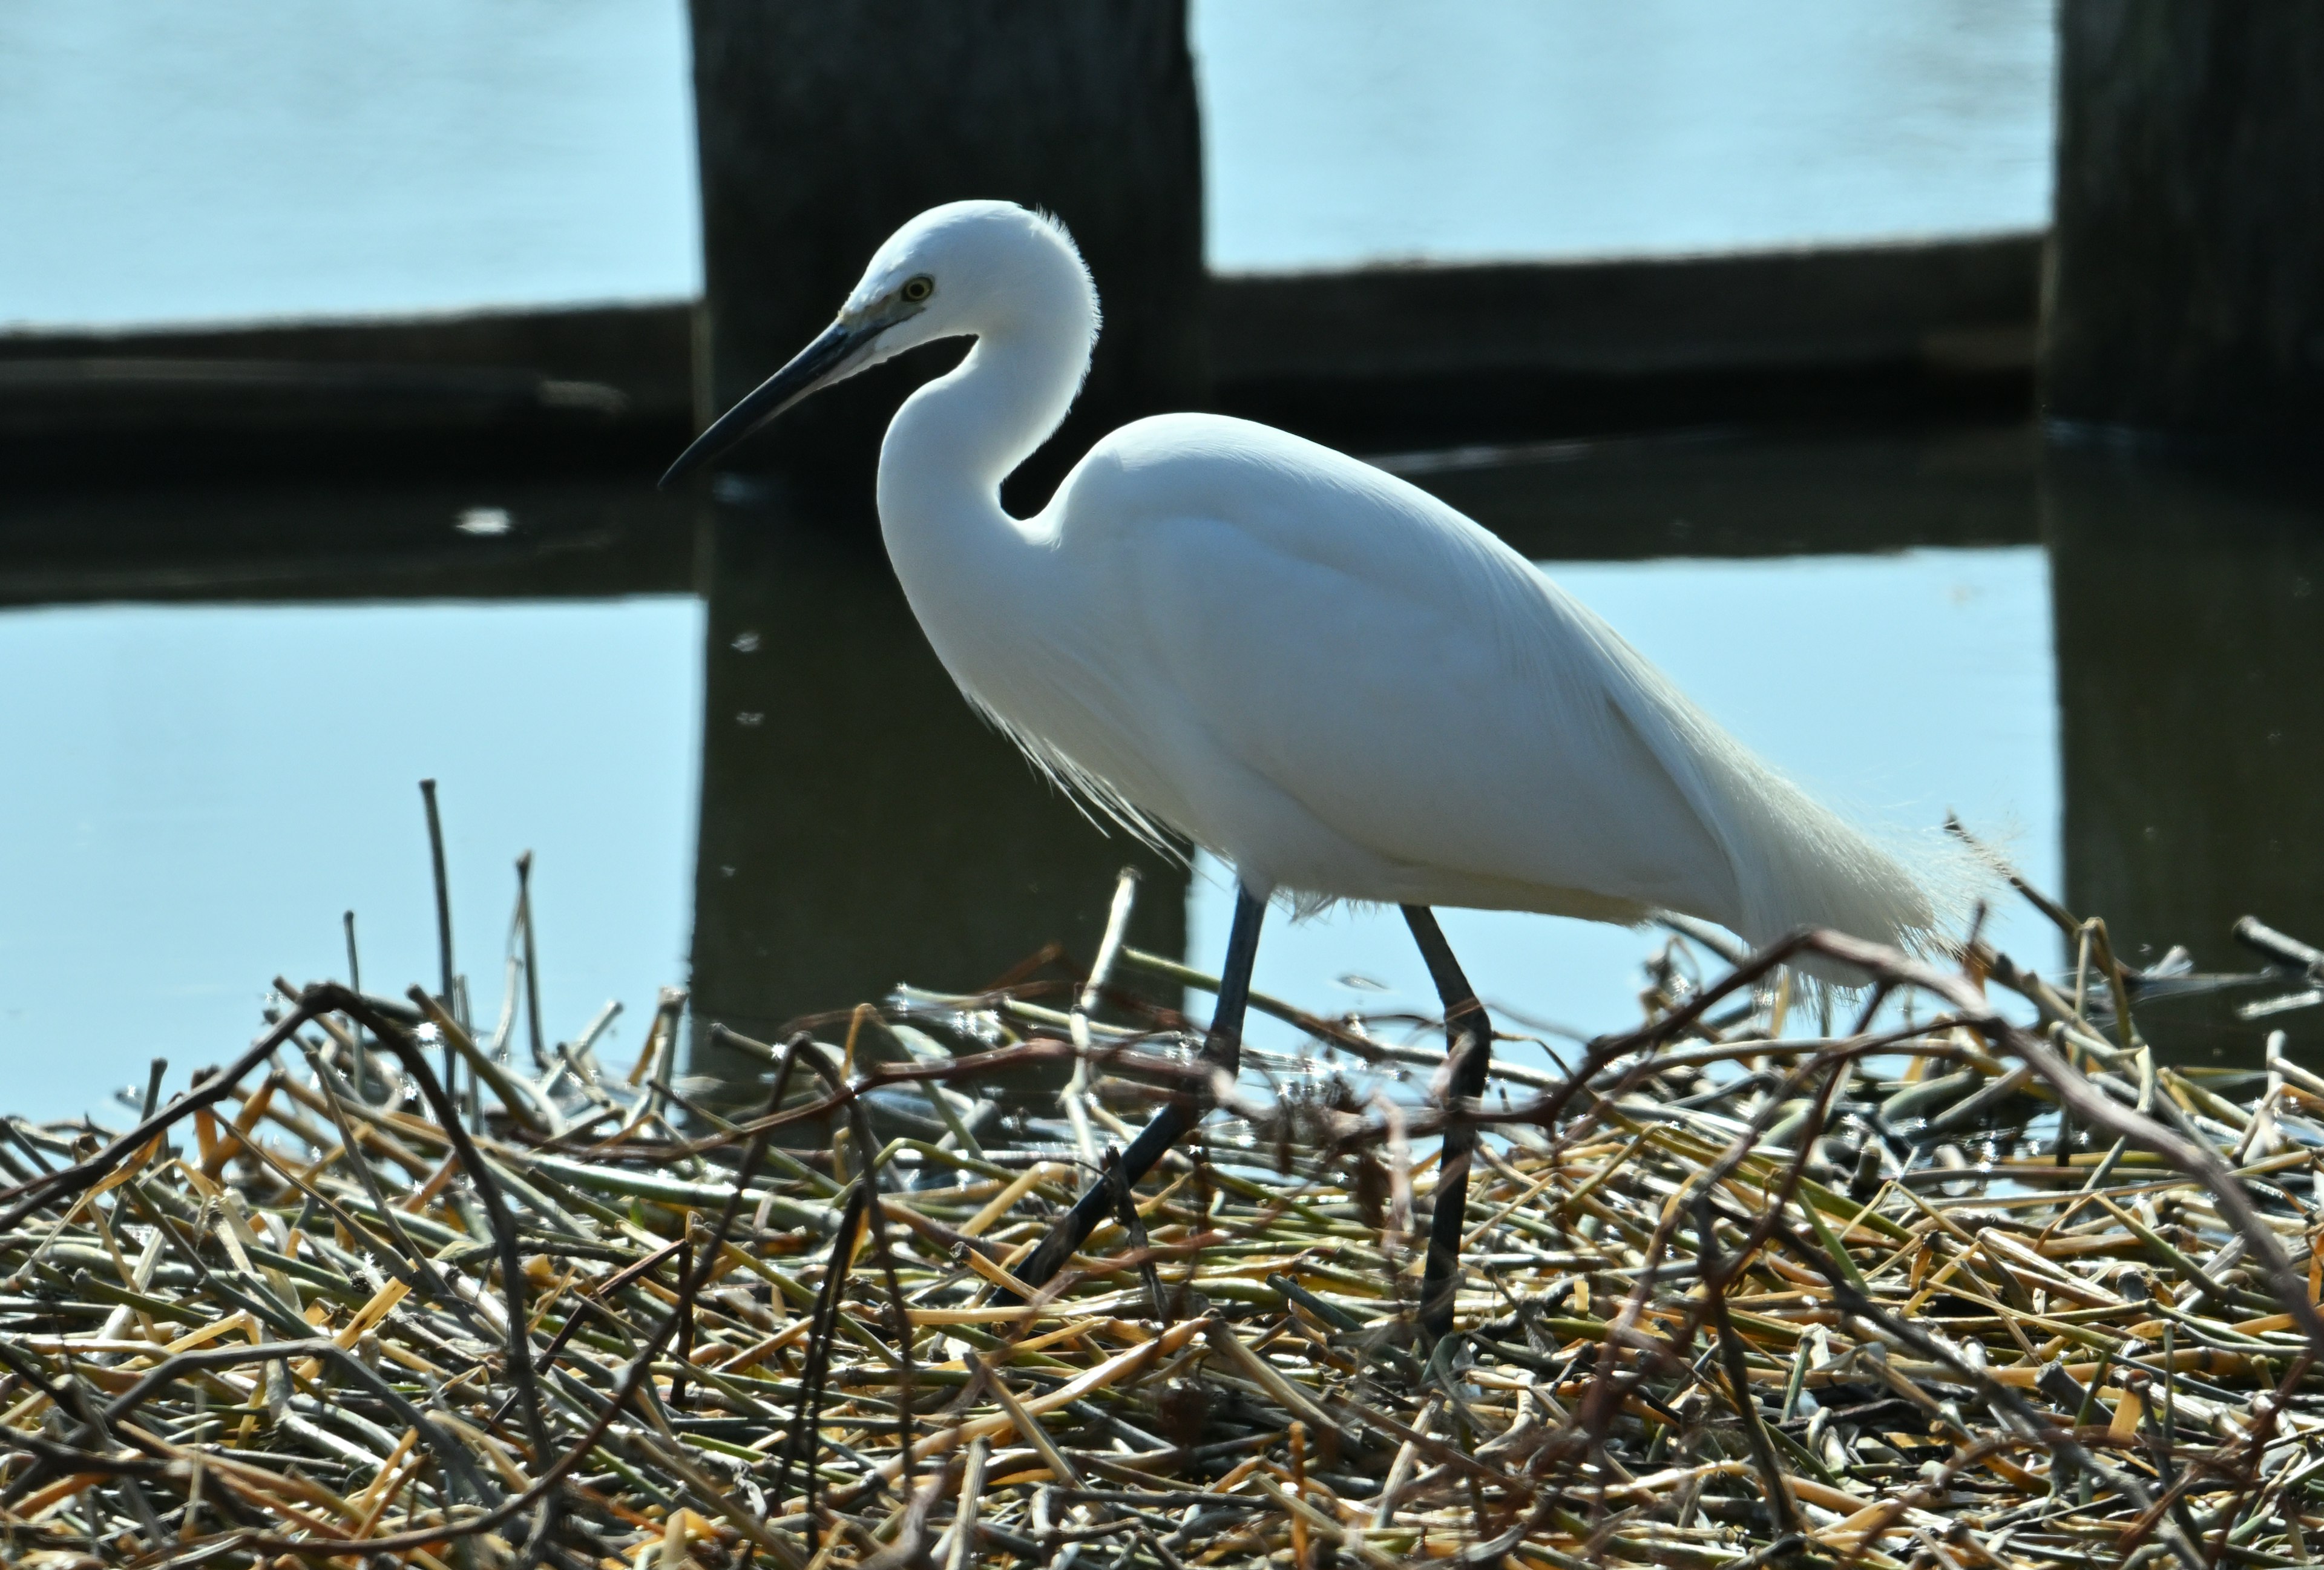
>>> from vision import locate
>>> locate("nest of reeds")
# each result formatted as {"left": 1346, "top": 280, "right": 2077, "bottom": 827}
{"left": 7, "top": 861, "right": 2324, "bottom": 1570}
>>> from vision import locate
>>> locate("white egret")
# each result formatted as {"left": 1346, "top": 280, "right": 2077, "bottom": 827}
{"left": 664, "top": 200, "right": 1938, "bottom": 1329}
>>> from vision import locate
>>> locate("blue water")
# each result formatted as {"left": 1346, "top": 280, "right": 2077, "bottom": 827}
{"left": 0, "top": 601, "right": 704, "bottom": 1115}
{"left": 0, "top": 1, "right": 701, "bottom": 328}
{"left": 2, "top": 1, "right": 2052, "bottom": 327}
{"left": 0, "top": 544, "right": 2060, "bottom": 1120}
{"left": 1190, "top": 546, "right": 2060, "bottom": 1065}
{"left": 0, "top": 5, "right": 2066, "bottom": 1115}
{"left": 1196, "top": 0, "right": 2055, "bottom": 271}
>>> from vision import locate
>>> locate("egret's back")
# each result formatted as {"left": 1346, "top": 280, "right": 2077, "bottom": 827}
{"left": 954, "top": 414, "right": 1940, "bottom": 973}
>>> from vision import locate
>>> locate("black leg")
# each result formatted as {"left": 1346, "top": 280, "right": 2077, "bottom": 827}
{"left": 1008, "top": 881, "right": 1267, "bottom": 1295}
{"left": 1403, "top": 905, "right": 1493, "bottom": 1344}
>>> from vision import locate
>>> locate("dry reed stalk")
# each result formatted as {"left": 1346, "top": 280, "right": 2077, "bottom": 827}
{"left": 7, "top": 861, "right": 2324, "bottom": 1570}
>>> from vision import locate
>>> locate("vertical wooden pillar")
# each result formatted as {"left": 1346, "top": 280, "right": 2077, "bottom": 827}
{"left": 2044, "top": 2, "right": 2324, "bottom": 443}
{"left": 685, "top": 0, "right": 1204, "bottom": 502}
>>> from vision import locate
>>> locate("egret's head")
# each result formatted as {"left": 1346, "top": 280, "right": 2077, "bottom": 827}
{"left": 660, "top": 200, "right": 1095, "bottom": 488}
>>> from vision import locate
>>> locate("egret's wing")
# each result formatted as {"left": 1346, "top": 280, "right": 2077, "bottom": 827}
{"left": 1053, "top": 418, "right": 1751, "bottom": 924}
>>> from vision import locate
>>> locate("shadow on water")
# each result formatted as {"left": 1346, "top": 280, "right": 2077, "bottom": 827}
{"left": 4, "top": 418, "right": 2322, "bottom": 1095}
{"left": 1393, "top": 424, "right": 2041, "bottom": 560}
{"left": 0, "top": 473, "right": 698, "bottom": 607}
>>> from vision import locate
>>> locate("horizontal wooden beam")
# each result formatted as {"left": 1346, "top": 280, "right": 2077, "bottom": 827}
{"left": 0, "top": 358, "right": 631, "bottom": 439}
{"left": 1212, "top": 232, "right": 2039, "bottom": 386}
{"left": 0, "top": 234, "right": 2040, "bottom": 462}
{"left": 0, "top": 300, "right": 696, "bottom": 441}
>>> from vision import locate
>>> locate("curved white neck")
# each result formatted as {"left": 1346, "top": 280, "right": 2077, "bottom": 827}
{"left": 876, "top": 312, "right": 1090, "bottom": 550}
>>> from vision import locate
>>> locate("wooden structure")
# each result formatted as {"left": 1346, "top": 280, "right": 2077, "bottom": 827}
{"left": 684, "top": 0, "right": 1204, "bottom": 501}
{"left": 0, "top": 232, "right": 2039, "bottom": 480}
{"left": 2046, "top": 2, "right": 2324, "bottom": 445}
{"left": 1218, "top": 234, "right": 2035, "bottom": 452}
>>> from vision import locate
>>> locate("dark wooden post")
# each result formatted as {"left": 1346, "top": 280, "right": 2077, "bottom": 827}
{"left": 685, "top": 0, "right": 1204, "bottom": 502}
{"left": 2043, "top": 3, "right": 2324, "bottom": 444}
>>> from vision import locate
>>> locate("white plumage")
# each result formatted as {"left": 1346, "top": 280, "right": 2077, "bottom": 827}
{"left": 668, "top": 200, "right": 1940, "bottom": 978}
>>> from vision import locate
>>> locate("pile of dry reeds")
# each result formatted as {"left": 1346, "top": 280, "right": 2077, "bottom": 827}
{"left": 7, "top": 863, "right": 2324, "bottom": 1570}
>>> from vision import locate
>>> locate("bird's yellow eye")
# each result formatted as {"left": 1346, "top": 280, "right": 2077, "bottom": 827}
{"left": 901, "top": 275, "right": 934, "bottom": 303}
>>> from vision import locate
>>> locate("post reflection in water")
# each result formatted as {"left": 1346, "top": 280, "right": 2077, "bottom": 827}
{"left": 10, "top": 429, "right": 2322, "bottom": 1116}
{"left": 684, "top": 492, "right": 1187, "bottom": 1085}
{"left": 684, "top": 432, "right": 2324, "bottom": 1080}
{"left": 2045, "top": 449, "right": 2324, "bottom": 1059}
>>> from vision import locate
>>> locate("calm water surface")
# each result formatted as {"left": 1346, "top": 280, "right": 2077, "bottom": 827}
{"left": 13, "top": 427, "right": 2320, "bottom": 1119}
{"left": 7, "top": 1, "right": 2303, "bottom": 1119}
{"left": 0, "top": 601, "right": 701, "bottom": 1113}
{"left": 1199, "top": 0, "right": 2053, "bottom": 269}
{"left": 3, "top": 1, "right": 2051, "bottom": 326}
{"left": 1, "top": 1, "right": 700, "bottom": 328}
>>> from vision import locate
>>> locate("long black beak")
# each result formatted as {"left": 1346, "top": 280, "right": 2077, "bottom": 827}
{"left": 658, "top": 320, "right": 869, "bottom": 489}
